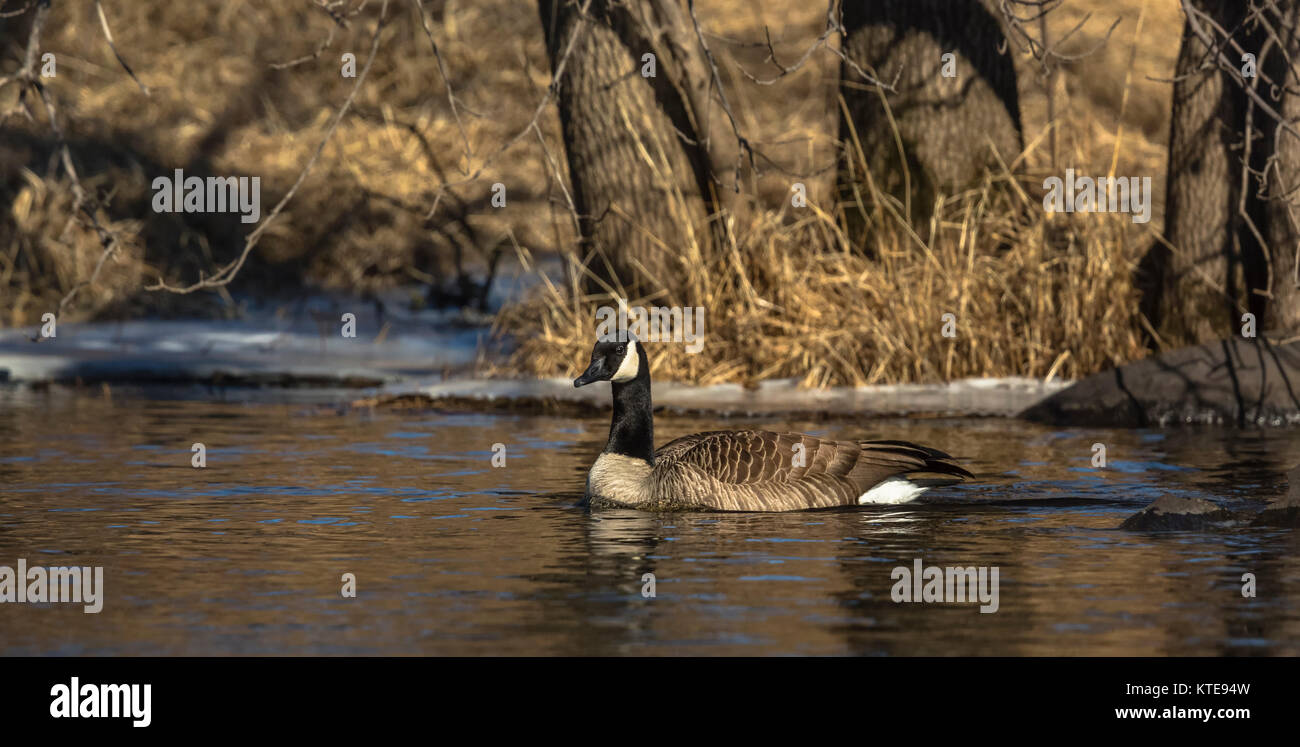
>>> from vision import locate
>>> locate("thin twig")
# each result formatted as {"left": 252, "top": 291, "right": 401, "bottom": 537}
{"left": 94, "top": 1, "right": 149, "bottom": 94}
{"left": 422, "top": 0, "right": 593, "bottom": 220}
{"left": 411, "top": 0, "right": 473, "bottom": 170}
{"left": 147, "top": 0, "right": 392, "bottom": 294}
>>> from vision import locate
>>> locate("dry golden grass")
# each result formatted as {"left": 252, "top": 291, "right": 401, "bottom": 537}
{"left": 494, "top": 169, "right": 1152, "bottom": 386}
{"left": 2, "top": 0, "right": 1182, "bottom": 387}
{"left": 495, "top": 0, "right": 1179, "bottom": 385}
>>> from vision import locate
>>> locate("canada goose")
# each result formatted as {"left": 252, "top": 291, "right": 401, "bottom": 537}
{"left": 573, "top": 337, "right": 974, "bottom": 511}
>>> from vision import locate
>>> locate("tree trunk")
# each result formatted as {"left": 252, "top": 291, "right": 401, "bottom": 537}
{"left": 634, "top": 0, "right": 747, "bottom": 222}
{"left": 837, "top": 0, "right": 1022, "bottom": 243}
{"left": 1263, "top": 1, "right": 1300, "bottom": 334}
{"left": 537, "top": 0, "right": 722, "bottom": 299}
{"left": 1151, "top": 0, "right": 1262, "bottom": 346}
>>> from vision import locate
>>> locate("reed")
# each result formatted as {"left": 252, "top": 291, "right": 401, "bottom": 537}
{"left": 493, "top": 143, "right": 1152, "bottom": 386}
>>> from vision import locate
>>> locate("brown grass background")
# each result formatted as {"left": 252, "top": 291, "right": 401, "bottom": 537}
{"left": 1, "top": 0, "right": 1182, "bottom": 384}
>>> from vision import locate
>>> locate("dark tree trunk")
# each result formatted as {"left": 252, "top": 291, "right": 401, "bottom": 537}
{"left": 537, "top": 0, "right": 715, "bottom": 299}
{"left": 837, "top": 0, "right": 1022, "bottom": 242}
{"left": 1146, "top": 0, "right": 1300, "bottom": 346}
{"left": 1150, "top": 0, "right": 1263, "bottom": 346}
{"left": 1263, "top": 1, "right": 1300, "bottom": 334}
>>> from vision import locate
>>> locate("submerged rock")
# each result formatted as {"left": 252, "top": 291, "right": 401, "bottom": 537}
{"left": 1119, "top": 495, "right": 1237, "bottom": 531}
{"left": 1019, "top": 337, "right": 1300, "bottom": 427}
{"left": 1121, "top": 465, "right": 1300, "bottom": 530}
{"left": 1253, "top": 496, "right": 1300, "bottom": 528}
{"left": 1253, "top": 464, "right": 1300, "bottom": 528}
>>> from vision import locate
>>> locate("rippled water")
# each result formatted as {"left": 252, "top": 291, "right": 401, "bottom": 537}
{"left": 1, "top": 386, "right": 1298, "bottom": 655}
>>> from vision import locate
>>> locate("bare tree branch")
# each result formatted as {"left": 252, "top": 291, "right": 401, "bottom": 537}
{"left": 0, "top": 0, "right": 137, "bottom": 339}
{"left": 410, "top": 0, "right": 473, "bottom": 170}
{"left": 147, "top": 0, "right": 393, "bottom": 294}
{"left": 94, "top": 0, "right": 149, "bottom": 94}
{"left": 1178, "top": 0, "right": 1300, "bottom": 142}
{"left": 421, "top": 0, "right": 593, "bottom": 220}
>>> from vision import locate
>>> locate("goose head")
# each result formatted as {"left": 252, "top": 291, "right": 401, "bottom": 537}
{"left": 574, "top": 337, "right": 642, "bottom": 387}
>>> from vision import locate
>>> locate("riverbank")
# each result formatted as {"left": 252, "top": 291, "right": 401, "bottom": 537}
{"left": 0, "top": 313, "right": 1067, "bottom": 419}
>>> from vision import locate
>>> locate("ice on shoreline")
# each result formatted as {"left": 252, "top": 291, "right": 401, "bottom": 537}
{"left": 393, "top": 376, "right": 1068, "bottom": 418}
{"left": 0, "top": 314, "right": 487, "bottom": 386}
{"left": 0, "top": 302, "right": 1066, "bottom": 417}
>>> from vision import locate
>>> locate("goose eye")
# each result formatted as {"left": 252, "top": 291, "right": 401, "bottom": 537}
{"left": 615, "top": 345, "right": 626, "bottom": 355}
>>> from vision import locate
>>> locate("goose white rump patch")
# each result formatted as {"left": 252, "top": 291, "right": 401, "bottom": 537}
{"left": 858, "top": 476, "right": 928, "bottom": 505}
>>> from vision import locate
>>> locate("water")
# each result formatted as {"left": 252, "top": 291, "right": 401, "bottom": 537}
{"left": 2, "top": 386, "right": 1298, "bottom": 655}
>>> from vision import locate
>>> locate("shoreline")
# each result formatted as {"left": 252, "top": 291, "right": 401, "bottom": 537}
{"left": 0, "top": 317, "right": 1068, "bottom": 418}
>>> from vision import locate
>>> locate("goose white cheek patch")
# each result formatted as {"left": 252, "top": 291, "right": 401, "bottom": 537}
{"left": 611, "top": 340, "right": 640, "bottom": 382}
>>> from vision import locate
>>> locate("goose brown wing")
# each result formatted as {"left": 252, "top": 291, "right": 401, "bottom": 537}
{"left": 655, "top": 431, "right": 970, "bottom": 510}
{"left": 654, "top": 432, "right": 709, "bottom": 462}
{"left": 659, "top": 430, "right": 857, "bottom": 482}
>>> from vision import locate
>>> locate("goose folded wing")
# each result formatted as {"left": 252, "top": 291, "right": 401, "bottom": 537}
{"left": 657, "top": 431, "right": 972, "bottom": 509}
{"left": 660, "top": 431, "right": 854, "bottom": 480}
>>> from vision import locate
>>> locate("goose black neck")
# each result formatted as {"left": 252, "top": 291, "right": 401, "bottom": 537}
{"left": 605, "top": 348, "right": 654, "bottom": 464}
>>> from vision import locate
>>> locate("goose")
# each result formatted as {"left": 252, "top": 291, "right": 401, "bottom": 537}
{"left": 573, "top": 337, "right": 974, "bottom": 511}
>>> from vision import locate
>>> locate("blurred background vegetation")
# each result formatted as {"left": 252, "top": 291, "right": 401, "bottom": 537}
{"left": 0, "top": 1, "right": 1221, "bottom": 385}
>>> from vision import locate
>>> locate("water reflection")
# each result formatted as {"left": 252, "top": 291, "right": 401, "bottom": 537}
{"left": 0, "top": 386, "right": 1296, "bottom": 655}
